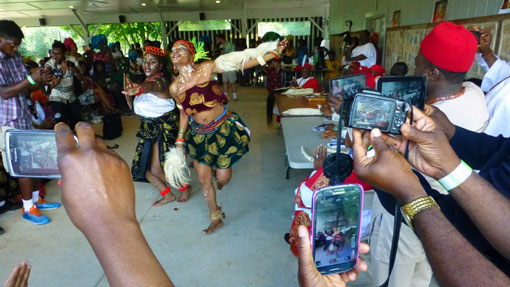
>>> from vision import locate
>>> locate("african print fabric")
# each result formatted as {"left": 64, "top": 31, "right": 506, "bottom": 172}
{"left": 131, "top": 110, "right": 179, "bottom": 182}
{"left": 186, "top": 112, "right": 250, "bottom": 169}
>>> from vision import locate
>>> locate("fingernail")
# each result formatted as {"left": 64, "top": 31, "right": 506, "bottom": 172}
{"left": 372, "top": 128, "right": 381, "bottom": 138}
{"left": 298, "top": 226, "right": 307, "bottom": 238}
{"left": 349, "top": 272, "right": 357, "bottom": 280}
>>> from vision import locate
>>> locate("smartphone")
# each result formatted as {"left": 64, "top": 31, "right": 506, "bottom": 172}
{"left": 376, "top": 76, "right": 427, "bottom": 110}
{"left": 311, "top": 184, "right": 364, "bottom": 275}
{"left": 470, "top": 30, "right": 481, "bottom": 44}
{"left": 3, "top": 129, "right": 60, "bottom": 178}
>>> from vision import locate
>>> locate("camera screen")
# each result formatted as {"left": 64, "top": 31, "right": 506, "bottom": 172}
{"left": 380, "top": 78, "right": 425, "bottom": 109}
{"left": 314, "top": 186, "right": 362, "bottom": 269}
{"left": 330, "top": 74, "right": 365, "bottom": 99}
{"left": 10, "top": 132, "right": 59, "bottom": 176}
{"left": 351, "top": 96, "right": 396, "bottom": 131}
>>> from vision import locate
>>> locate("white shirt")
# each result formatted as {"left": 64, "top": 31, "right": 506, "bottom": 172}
{"left": 476, "top": 54, "right": 510, "bottom": 92}
{"left": 351, "top": 42, "right": 376, "bottom": 68}
{"left": 134, "top": 93, "right": 175, "bottom": 118}
{"left": 484, "top": 77, "right": 510, "bottom": 137}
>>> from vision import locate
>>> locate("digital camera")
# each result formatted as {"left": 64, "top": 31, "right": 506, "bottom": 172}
{"left": 346, "top": 93, "right": 410, "bottom": 135}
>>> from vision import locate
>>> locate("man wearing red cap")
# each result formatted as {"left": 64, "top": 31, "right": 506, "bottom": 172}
{"left": 291, "top": 63, "right": 321, "bottom": 92}
{"left": 370, "top": 22, "right": 489, "bottom": 287}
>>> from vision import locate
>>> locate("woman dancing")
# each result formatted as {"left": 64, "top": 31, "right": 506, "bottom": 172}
{"left": 123, "top": 45, "right": 191, "bottom": 206}
{"left": 167, "top": 38, "right": 286, "bottom": 234}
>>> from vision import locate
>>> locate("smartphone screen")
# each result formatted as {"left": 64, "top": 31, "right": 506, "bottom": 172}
{"left": 5, "top": 130, "right": 60, "bottom": 178}
{"left": 312, "top": 184, "right": 363, "bottom": 275}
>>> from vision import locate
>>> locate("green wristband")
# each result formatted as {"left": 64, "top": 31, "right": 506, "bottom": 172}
{"left": 26, "top": 75, "right": 36, "bottom": 86}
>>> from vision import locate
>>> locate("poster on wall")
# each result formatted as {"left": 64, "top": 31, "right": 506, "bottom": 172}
{"left": 392, "top": 10, "right": 401, "bottom": 27}
{"left": 432, "top": 0, "right": 448, "bottom": 22}
{"left": 499, "top": 0, "right": 510, "bottom": 14}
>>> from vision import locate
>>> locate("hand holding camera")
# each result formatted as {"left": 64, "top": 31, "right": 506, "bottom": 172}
{"left": 352, "top": 128, "right": 426, "bottom": 204}
{"left": 379, "top": 107, "right": 461, "bottom": 180}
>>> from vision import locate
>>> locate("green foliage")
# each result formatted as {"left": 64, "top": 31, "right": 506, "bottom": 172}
{"left": 62, "top": 22, "right": 162, "bottom": 51}
{"left": 18, "top": 27, "right": 85, "bottom": 62}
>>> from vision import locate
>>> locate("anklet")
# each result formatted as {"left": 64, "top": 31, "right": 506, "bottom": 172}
{"left": 160, "top": 187, "right": 171, "bottom": 196}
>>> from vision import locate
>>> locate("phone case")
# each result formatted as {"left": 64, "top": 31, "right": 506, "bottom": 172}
{"left": 310, "top": 184, "right": 364, "bottom": 275}
{"left": 4, "top": 129, "right": 61, "bottom": 179}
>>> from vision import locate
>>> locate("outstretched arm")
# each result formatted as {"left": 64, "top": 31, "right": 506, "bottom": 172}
{"left": 55, "top": 123, "right": 173, "bottom": 287}
{"left": 212, "top": 40, "right": 287, "bottom": 73}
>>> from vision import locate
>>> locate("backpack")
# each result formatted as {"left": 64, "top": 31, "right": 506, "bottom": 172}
{"left": 102, "top": 111, "right": 122, "bottom": 140}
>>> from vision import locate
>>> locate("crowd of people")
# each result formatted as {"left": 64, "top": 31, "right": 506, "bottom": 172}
{"left": 1, "top": 16, "right": 510, "bottom": 287}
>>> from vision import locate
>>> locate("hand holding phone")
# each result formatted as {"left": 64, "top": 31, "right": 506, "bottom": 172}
{"left": 311, "top": 184, "right": 364, "bottom": 275}
{"left": 297, "top": 225, "right": 369, "bottom": 286}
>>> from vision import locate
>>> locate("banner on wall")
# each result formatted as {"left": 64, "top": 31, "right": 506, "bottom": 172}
{"left": 432, "top": 0, "right": 448, "bottom": 22}
{"left": 499, "top": 0, "right": 510, "bottom": 14}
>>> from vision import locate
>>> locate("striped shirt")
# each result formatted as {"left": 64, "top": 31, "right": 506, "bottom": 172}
{"left": 0, "top": 50, "right": 32, "bottom": 129}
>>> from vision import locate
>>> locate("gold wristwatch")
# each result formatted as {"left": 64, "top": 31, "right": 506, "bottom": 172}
{"left": 401, "top": 196, "right": 439, "bottom": 231}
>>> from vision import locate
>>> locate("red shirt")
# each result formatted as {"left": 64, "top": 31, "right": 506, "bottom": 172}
{"left": 298, "top": 77, "right": 320, "bottom": 92}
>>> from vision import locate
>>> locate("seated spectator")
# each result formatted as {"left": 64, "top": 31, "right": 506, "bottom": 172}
{"left": 390, "top": 61, "right": 408, "bottom": 76}
{"left": 324, "top": 51, "right": 342, "bottom": 81}
{"left": 292, "top": 63, "right": 320, "bottom": 92}
{"left": 91, "top": 34, "right": 114, "bottom": 73}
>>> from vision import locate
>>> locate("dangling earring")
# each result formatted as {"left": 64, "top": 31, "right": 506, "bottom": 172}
{"left": 191, "top": 62, "right": 195, "bottom": 67}
{"left": 173, "top": 65, "right": 176, "bottom": 70}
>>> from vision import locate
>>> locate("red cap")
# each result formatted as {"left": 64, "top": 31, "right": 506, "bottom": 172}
{"left": 294, "top": 65, "right": 303, "bottom": 72}
{"left": 302, "top": 63, "right": 313, "bottom": 70}
{"left": 420, "top": 22, "right": 477, "bottom": 73}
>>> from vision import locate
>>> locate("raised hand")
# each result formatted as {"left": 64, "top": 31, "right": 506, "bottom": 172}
{"left": 313, "top": 144, "right": 327, "bottom": 170}
{"left": 297, "top": 225, "right": 369, "bottom": 287}
{"left": 55, "top": 122, "right": 137, "bottom": 233}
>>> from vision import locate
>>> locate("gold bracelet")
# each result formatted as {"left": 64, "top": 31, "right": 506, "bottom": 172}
{"left": 400, "top": 196, "right": 440, "bottom": 230}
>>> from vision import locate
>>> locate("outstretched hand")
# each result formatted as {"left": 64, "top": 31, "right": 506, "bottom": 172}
{"left": 297, "top": 225, "right": 369, "bottom": 287}
{"left": 55, "top": 122, "right": 137, "bottom": 234}
{"left": 379, "top": 107, "right": 460, "bottom": 180}
{"left": 277, "top": 39, "right": 288, "bottom": 54}
{"left": 352, "top": 128, "right": 425, "bottom": 203}
{"left": 122, "top": 74, "right": 141, "bottom": 96}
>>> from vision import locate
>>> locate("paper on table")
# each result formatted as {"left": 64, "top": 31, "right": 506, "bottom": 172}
{"left": 282, "top": 88, "right": 314, "bottom": 96}
{"left": 282, "top": 108, "right": 322, "bottom": 116}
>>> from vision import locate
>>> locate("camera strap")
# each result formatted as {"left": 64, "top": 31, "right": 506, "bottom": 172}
{"left": 378, "top": 105, "right": 413, "bottom": 287}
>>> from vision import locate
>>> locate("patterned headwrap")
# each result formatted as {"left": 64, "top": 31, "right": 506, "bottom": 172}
{"left": 174, "top": 38, "right": 210, "bottom": 62}
{"left": 64, "top": 38, "right": 77, "bottom": 51}
{"left": 90, "top": 34, "right": 107, "bottom": 50}
{"left": 145, "top": 46, "right": 167, "bottom": 57}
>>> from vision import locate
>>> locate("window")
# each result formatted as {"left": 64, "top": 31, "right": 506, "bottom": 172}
{"left": 257, "top": 21, "right": 311, "bottom": 37}
{"left": 179, "top": 20, "right": 231, "bottom": 31}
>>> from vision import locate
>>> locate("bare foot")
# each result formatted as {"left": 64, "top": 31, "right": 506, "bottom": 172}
{"left": 177, "top": 186, "right": 192, "bottom": 203}
{"left": 152, "top": 193, "right": 177, "bottom": 207}
{"left": 202, "top": 219, "right": 224, "bottom": 234}
{"left": 217, "top": 182, "right": 224, "bottom": 191}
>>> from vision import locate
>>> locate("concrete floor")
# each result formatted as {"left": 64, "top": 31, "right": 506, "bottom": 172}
{"left": 0, "top": 86, "right": 373, "bottom": 287}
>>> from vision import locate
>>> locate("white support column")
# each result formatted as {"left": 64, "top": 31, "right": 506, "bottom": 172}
{"left": 308, "top": 17, "right": 324, "bottom": 34}
{"left": 323, "top": 6, "right": 329, "bottom": 40}
{"left": 167, "top": 21, "right": 181, "bottom": 37}
{"left": 243, "top": 2, "right": 249, "bottom": 47}
{"left": 90, "top": 23, "right": 102, "bottom": 38}
{"left": 71, "top": 8, "right": 90, "bottom": 44}
{"left": 159, "top": 14, "right": 168, "bottom": 48}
